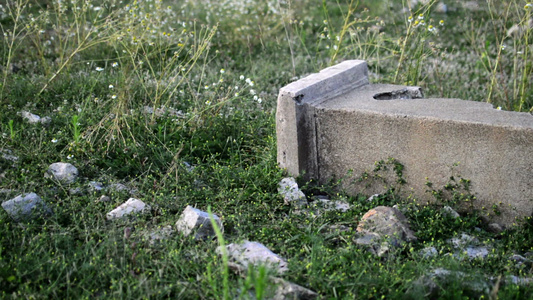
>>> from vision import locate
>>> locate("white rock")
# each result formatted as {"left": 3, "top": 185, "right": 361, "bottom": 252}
{"left": 149, "top": 225, "right": 175, "bottom": 245}
{"left": 106, "top": 198, "right": 149, "bottom": 220}
{"left": 45, "top": 162, "right": 78, "bottom": 184}
{"left": 442, "top": 206, "right": 460, "bottom": 218}
{"left": 505, "top": 276, "right": 533, "bottom": 285}
{"left": 448, "top": 233, "right": 478, "bottom": 248}
{"left": 435, "top": 2, "right": 447, "bottom": 13}
{"left": 220, "top": 241, "right": 289, "bottom": 274}
{"left": 97, "top": 195, "right": 111, "bottom": 203}
{"left": 464, "top": 247, "right": 489, "bottom": 260}
{"left": 278, "top": 177, "right": 307, "bottom": 207}
{"left": 175, "top": 206, "right": 222, "bottom": 240}
{"left": 21, "top": 111, "right": 42, "bottom": 123}
{"left": 462, "top": 1, "right": 484, "bottom": 12}
{"left": 366, "top": 194, "right": 380, "bottom": 202}
{"left": 1, "top": 193, "right": 52, "bottom": 221}
{"left": 143, "top": 106, "right": 184, "bottom": 118}
{"left": 420, "top": 246, "right": 438, "bottom": 259}
{"left": 270, "top": 277, "right": 318, "bottom": 299}
{"left": 315, "top": 197, "right": 351, "bottom": 212}
{"left": 88, "top": 181, "right": 105, "bottom": 192}
{"left": 0, "top": 148, "right": 18, "bottom": 162}
{"left": 487, "top": 223, "right": 504, "bottom": 234}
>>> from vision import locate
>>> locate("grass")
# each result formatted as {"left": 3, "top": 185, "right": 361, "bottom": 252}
{"left": 0, "top": 0, "right": 532, "bottom": 298}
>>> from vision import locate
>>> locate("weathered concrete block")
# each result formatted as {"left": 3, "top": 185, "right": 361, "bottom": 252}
{"left": 175, "top": 206, "right": 222, "bottom": 240}
{"left": 106, "top": 198, "right": 149, "bottom": 220}
{"left": 277, "top": 60, "right": 533, "bottom": 226}
{"left": 2, "top": 193, "right": 53, "bottom": 221}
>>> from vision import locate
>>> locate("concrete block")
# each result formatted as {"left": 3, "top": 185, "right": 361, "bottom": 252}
{"left": 175, "top": 206, "right": 222, "bottom": 240}
{"left": 276, "top": 60, "right": 533, "bottom": 226}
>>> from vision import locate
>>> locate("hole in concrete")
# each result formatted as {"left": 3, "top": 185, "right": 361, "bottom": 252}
{"left": 373, "top": 87, "right": 424, "bottom": 100}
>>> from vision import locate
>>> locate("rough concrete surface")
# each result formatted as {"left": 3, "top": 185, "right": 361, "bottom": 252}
{"left": 277, "top": 60, "right": 533, "bottom": 226}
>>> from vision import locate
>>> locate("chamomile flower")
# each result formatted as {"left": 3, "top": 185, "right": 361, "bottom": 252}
{"left": 95, "top": 67, "right": 104, "bottom": 72}
{"left": 439, "top": 20, "right": 445, "bottom": 26}
{"left": 112, "top": 62, "right": 119, "bottom": 67}
{"left": 240, "top": 75, "right": 245, "bottom": 80}
{"left": 67, "top": 154, "right": 74, "bottom": 160}
{"left": 111, "top": 95, "right": 117, "bottom": 99}
{"left": 109, "top": 84, "right": 114, "bottom": 89}
{"left": 51, "top": 138, "right": 58, "bottom": 143}
{"left": 525, "top": 3, "right": 532, "bottom": 9}
{"left": 418, "top": 14, "right": 424, "bottom": 20}
{"left": 220, "top": 68, "right": 225, "bottom": 74}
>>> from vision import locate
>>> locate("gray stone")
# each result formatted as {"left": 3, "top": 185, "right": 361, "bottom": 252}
{"left": 220, "top": 241, "right": 289, "bottom": 274}
{"left": 2, "top": 193, "right": 53, "bottom": 221}
{"left": 183, "top": 161, "right": 195, "bottom": 172}
{"left": 143, "top": 106, "right": 184, "bottom": 118}
{"left": 106, "top": 198, "right": 150, "bottom": 220}
{"left": 313, "top": 196, "right": 351, "bottom": 212}
{"left": 442, "top": 206, "right": 460, "bottom": 218}
{"left": 148, "top": 225, "right": 175, "bottom": 245}
{"left": 0, "top": 189, "right": 14, "bottom": 195}
{"left": 504, "top": 276, "right": 533, "bottom": 285}
{"left": 462, "top": 1, "right": 485, "bottom": 12}
{"left": 509, "top": 254, "right": 533, "bottom": 268}
{"left": 107, "top": 183, "right": 137, "bottom": 195}
{"left": 45, "top": 162, "right": 78, "bottom": 184}
{"left": 0, "top": 148, "right": 18, "bottom": 162}
{"left": 448, "top": 233, "right": 478, "bottom": 249}
{"left": 97, "top": 195, "right": 111, "bottom": 203}
{"left": 175, "top": 205, "right": 222, "bottom": 240}
{"left": 366, "top": 194, "right": 380, "bottom": 202}
{"left": 88, "top": 181, "right": 105, "bottom": 192}
{"left": 356, "top": 206, "right": 417, "bottom": 246}
{"left": 270, "top": 276, "right": 318, "bottom": 300}
{"left": 354, "top": 206, "right": 416, "bottom": 256}
{"left": 463, "top": 247, "right": 490, "bottom": 260}
{"left": 411, "top": 268, "right": 491, "bottom": 298}
{"left": 227, "top": 262, "right": 318, "bottom": 300}
{"left": 447, "top": 233, "right": 491, "bottom": 260}
{"left": 278, "top": 177, "right": 307, "bottom": 207}
{"left": 420, "top": 246, "right": 438, "bottom": 259}
{"left": 276, "top": 60, "right": 533, "bottom": 226}
{"left": 69, "top": 187, "right": 83, "bottom": 195}
{"left": 487, "top": 223, "right": 504, "bottom": 234}
{"left": 435, "top": 1, "right": 447, "bottom": 13}
{"left": 354, "top": 232, "right": 390, "bottom": 257}
{"left": 21, "top": 111, "right": 43, "bottom": 123}
{"left": 40, "top": 116, "right": 52, "bottom": 125}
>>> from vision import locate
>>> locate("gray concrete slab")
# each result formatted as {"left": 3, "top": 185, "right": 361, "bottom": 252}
{"left": 277, "top": 60, "right": 533, "bottom": 226}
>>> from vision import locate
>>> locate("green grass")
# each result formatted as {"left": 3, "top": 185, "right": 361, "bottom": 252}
{"left": 1, "top": 0, "right": 532, "bottom": 298}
